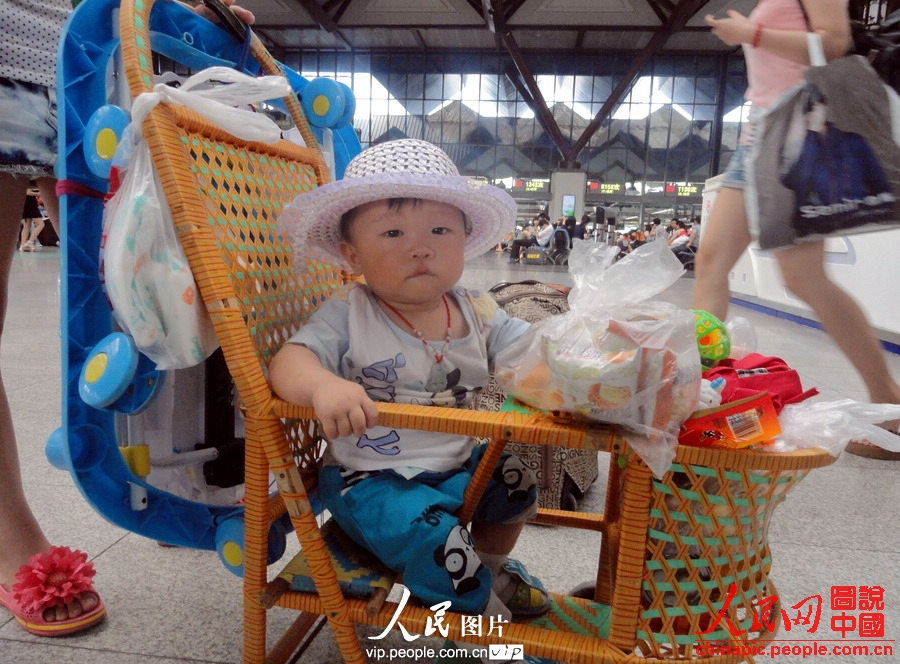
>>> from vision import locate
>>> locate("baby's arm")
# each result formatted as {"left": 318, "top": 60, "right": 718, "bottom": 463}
{"left": 269, "top": 344, "right": 379, "bottom": 439}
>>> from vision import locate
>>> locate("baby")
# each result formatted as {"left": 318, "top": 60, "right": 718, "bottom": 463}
{"left": 272, "top": 138, "right": 548, "bottom": 622}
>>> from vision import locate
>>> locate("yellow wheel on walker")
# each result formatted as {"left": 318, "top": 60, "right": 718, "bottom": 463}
{"left": 82, "top": 104, "right": 130, "bottom": 179}
{"left": 78, "top": 332, "right": 164, "bottom": 414}
{"left": 302, "top": 77, "right": 346, "bottom": 128}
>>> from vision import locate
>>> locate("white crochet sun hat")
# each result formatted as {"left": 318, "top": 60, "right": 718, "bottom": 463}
{"left": 279, "top": 138, "right": 516, "bottom": 271}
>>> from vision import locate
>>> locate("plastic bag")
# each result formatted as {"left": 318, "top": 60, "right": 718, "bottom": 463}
{"left": 101, "top": 67, "right": 292, "bottom": 369}
{"left": 129, "top": 66, "right": 291, "bottom": 143}
{"left": 725, "top": 316, "right": 757, "bottom": 359}
{"left": 101, "top": 128, "right": 219, "bottom": 370}
{"left": 772, "top": 399, "right": 900, "bottom": 456}
{"left": 495, "top": 240, "right": 702, "bottom": 477}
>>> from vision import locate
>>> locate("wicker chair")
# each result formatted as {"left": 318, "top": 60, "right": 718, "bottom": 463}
{"left": 117, "top": 2, "right": 836, "bottom": 662}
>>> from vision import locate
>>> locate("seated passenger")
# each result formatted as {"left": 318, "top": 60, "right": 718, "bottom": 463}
{"left": 509, "top": 217, "right": 551, "bottom": 263}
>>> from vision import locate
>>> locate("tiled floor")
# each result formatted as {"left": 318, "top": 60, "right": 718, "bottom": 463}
{"left": 2, "top": 247, "right": 897, "bottom": 664}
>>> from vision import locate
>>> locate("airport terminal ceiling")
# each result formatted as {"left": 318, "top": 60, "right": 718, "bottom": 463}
{"left": 240, "top": 0, "right": 758, "bottom": 54}
{"left": 229, "top": 0, "right": 894, "bottom": 214}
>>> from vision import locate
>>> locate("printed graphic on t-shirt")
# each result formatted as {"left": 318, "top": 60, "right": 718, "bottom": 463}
{"left": 353, "top": 353, "right": 476, "bottom": 456}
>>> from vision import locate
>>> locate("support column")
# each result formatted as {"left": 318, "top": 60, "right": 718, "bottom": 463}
{"left": 550, "top": 169, "right": 587, "bottom": 221}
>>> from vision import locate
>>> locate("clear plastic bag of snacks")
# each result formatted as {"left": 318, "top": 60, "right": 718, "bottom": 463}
{"left": 495, "top": 240, "right": 701, "bottom": 477}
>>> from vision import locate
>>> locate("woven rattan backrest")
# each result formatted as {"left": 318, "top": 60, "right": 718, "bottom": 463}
{"left": 158, "top": 107, "right": 339, "bottom": 363}
{"left": 118, "top": 0, "right": 342, "bottom": 415}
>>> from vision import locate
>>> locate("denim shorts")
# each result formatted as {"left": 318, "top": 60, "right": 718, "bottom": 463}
{"left": 0, "top": 77, "right": 58, "bottom": 178}
{"left": 719, "top": 144, "right": 749, "bottom": 190}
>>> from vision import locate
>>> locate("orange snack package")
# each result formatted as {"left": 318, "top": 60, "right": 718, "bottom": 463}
{"left": 678, "top": 392, "right": 781, "bottom": 449}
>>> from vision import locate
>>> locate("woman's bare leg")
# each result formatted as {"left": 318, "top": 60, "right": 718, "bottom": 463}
{"left": 35, "top": 177, "right": 60, "bottom": 240}
{"left": 777, "top": 241, "right": 899, "bottom": 458}
{"left": 0, "top": 173, "right": 99, "bottom": 620}
{"left": 0, "top": 174, "right": 50, "bottom": 583}
{"left": 775, "top": 241, "right": 900, "bottom": 408}
{"left": 26, "top": 217, "right": 44, "bottom": 246}
{"left": 691, "top": 187, "right": 752, "bottom": 320}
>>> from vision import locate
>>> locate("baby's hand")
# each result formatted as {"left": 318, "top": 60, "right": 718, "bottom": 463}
{"left": 312, "top": 377, "right": 379, "bottom": 439}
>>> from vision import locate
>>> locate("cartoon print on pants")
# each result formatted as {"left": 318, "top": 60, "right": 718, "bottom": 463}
{"left": 433, "top": 524, "right": 483, "bottom": 597}
{"left": 495, "top": 454, "right": 535, "bottom": 503}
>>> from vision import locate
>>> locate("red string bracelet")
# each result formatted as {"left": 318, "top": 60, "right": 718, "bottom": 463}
{"left": 751, "top": 23, "right": 764, "bottom": 48}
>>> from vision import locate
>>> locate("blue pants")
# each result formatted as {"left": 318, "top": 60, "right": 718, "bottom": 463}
{"left": 319, "top": 447, "right": 537, "bottom": 614}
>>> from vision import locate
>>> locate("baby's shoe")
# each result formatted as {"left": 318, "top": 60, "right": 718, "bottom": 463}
{"left": 495, "top": 559, "right": 550, "bottom": 619}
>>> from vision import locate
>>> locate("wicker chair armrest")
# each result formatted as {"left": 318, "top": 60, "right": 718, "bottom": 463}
{"left": 269, "top": 398, "right": 621, "bottom": 454}
{"left": 673, "top": 440, "right": 836, "bottom": 471}
{"left": 267, "top": 396, "right": 835, "bottom": 470}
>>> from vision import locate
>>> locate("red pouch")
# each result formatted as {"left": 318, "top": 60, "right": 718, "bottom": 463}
{"left": 703, "top": 353, "right": 818, "bottom": 412}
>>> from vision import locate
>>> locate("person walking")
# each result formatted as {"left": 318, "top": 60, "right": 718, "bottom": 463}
{"left": 694, "top": 0, "right": 900, "bottom": 459}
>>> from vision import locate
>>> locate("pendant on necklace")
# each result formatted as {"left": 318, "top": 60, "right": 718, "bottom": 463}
{"left": 377, "top": 294, "right": 454, "bottom": 391}
{"left": 425, "top": 360, "right": 449, "bottom": 393}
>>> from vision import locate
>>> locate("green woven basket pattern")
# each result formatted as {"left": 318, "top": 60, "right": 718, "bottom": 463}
{"left": 636, "top": 461, "right": 808, "bottom": 653}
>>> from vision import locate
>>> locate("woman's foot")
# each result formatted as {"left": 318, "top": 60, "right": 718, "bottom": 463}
{"left": 0, "top": 546, "right": 106, "bottom": 636}
{"left": 847, "top": 409, "right": 900, "bottom": 459}
{"left": 846, "top": 436, "right": 900, "bottom": 460}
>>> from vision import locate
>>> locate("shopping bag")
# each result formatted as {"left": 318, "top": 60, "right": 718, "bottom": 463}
{"left": 750, "top": 34, "right": 900, "bottom": 249}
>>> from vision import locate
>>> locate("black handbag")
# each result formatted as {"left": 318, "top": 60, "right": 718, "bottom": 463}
{"left": 852, "top": 9, "right": 900, "bottom": 94}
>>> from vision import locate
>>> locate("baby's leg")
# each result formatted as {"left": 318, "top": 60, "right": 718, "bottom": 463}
{"left": 469, "top": 453, "right": 547, "bottom": 618}
{"left": 318, "top": 466, "right": 494, "bottom": 615}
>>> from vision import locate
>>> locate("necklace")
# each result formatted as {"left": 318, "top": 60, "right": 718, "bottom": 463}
{"left": 378, "top": 294, "right": 452, "bottom": 364}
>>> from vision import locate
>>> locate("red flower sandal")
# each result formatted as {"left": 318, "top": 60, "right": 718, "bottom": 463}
{"left": 0, "top": 546, "right": 106, "bottom": 637}
{"left": 847, "top": 426, "right": 900, "bottom": 460}
{"left": 846, "top": 438, "right": 900, "bottom": 460}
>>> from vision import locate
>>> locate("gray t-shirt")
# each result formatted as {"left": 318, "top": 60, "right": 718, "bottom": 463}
{"left": 288, "top": 283, "right": 529, "bottom": 475}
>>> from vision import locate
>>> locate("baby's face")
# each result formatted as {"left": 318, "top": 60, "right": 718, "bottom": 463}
{"left": 339, "top": 199, "right": 467, "bottom": 306}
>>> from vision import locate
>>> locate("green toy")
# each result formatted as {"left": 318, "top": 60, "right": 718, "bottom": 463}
{"left": 693, "top": 310, "right": 730, "bottom": 365}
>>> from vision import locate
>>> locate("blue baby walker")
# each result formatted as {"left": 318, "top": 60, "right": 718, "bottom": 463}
{"left": 50, "top": 0, "right": 361, "bottom": 575}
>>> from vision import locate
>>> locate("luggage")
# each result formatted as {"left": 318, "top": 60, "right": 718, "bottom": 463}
{"left": 489, "top": 280, "right": 569, "bottom": 318}
{"left": 38, "top": 223, "right": 59, "bottom": 247}
{"left": 522, "top": 246, "right": 549, "bottom": 265}
{"left": 478, "top": 280, "right": 599, "bottom": 509}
